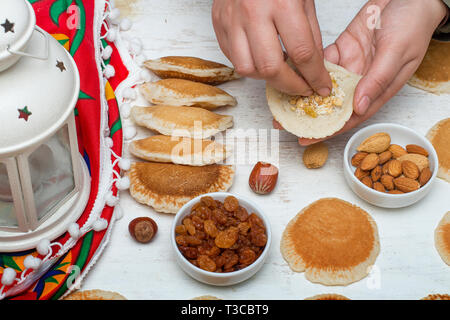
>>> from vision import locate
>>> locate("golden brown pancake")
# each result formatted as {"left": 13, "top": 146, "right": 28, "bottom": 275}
{"left": 130, "top": 105, "right": 233, "bottom": 139}
{"left": 280, "top": 198, "right": 380, "bottom": 286}
{"left": 427, "top": 118, "right": 450, "bottom": 182}
{"left": 305, "top": 294, "right": 350, "bottom": 300}
{"left": 408, "top": 40, "right": 450, "bottom": 94}
{"left": 140, "top": 79, "right": 237, "bottom": 110}
{"left": 192, "top": 295, "right": 222, "bottom": 300}
{"left": 144, "top": 56, "right": 240, "bottom": 85}
{"left": 435, "top": 211, "right": 450, "bottom": 266}
{"left": 129, "top": 135, "right": 230, "bottom": 166}
{"left": 421, "top": 294, "right": 450, "bottom": 300}
{"left": 63, "top": 289, "right": 126, "bottom": 300}
{"left": 128, "top": 162, "right": 234, "bottom": 214}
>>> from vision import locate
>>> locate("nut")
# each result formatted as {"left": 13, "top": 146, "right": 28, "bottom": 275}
{"left": 401, "top": 160, "right": 419, "bottom": 180}
{"left": 249, "top": 161, "right": 279, "bottom": 195}
{"left": 129, "top": 217, "right": 158, "bottom": 243}
{"left": 354, "top": 167, "right": 370, "bottom": 180}
{"left": 393, "top": 177, "right": 420, "bottom": 193}
{"left": 406, "top": 144, "right": 429, "bottom": 157}
{"left": 371, "top": 166, "right": 382, "bottom": 182}
{"left": 388, "top": 144, "right": 408, "bottom": 158}
{"left": 357, "top": 132, "right": 391, "bottom": 153}
{"left": 360, "top": 153, "right": 379, "bottom": 171}
{"left": 373, "top": 182, "right": 386, "bottom": 193}
{"left": 389, "top": 190, "right": 404, "bottom": 195}
{"left": 361, "top": 176, "right": 373, "bottom": 188}
{"left": 382, "top": 161, "right": 391, "bottom": 175}
{"left": 351, "top": 152, "right": 368, "bottom": 167}
{"left": 387, "top": 159, "right": 402, "bottom": 177}
{"left": 303, "top": 142, "right": 329, "bottom": 169}
{"left": 381, "top": 174, "right": 395, "bottom": 190}
{"left": 379, "top": 151, "right": 392, "bottom": 165}
{"left": 418, "top": 167, "right": 432, "bottom": 186}
{"left": 398, "top": 154, "right": 429, "bottom": 172}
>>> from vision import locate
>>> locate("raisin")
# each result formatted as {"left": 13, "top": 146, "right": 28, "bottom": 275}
{"left": 183, "top": 218, "right": 196, "bottom": 235}
{"left": 224, "top": 196, "right": 239, "bottom": 212}
{"left": 197, "top": 255, "right": 217, "bottom": 272}
{"left": 224, "top": 253, "right": 239, "bottom": 270}
{"left": 191, "top": 215, "right": 204, "bottom": 230}
{"left": 179, "top": 246, "right": 198, "bottom": 259}
{"left": 200, "top": 196, "right": 215, "bottom": 208}
{"left": 248, "top": 213, "right": 265, "bottom": 230}
{"left": 207, "top": 246, "right": 221, "bottom": 257}
{"left": 214, "top": 255, "right": 227, "bottom": 268}
{"left": 239, "top": 248, "right": 256, "bottom": 264}
{"left": 212, "top": 209, "right": 227, "bottom": 225}
{"left": 186, "top": 235, "right": 202, "bottom": 246}
{"left": 204, "top": 219, "right": 219, "bottom": 238}
{"left": 251, "top": 232, "right": 267, "bottom": 247}
{"left": 215, "top": 227, "right": 239, "bottom": 249}
{"left": 175, "top": 235, "right": 189, "bottom": 247}
{"left": 175, "top": 225, "right": 187, "bottom": 235}
{"left": 234, "top": 206, "right": 249, "bottom": 222}
{"left": 237, "top": 222, "right": 250, "bottom": 235}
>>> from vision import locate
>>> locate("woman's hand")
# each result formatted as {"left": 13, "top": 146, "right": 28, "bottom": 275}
{"left": 279, "top": 0, "right": 448, "bottom": 145}
{"left": 212, "top": 0, "right": 332, "bottom": 96}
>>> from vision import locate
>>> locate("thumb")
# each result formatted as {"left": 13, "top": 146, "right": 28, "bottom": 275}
{"left": 354, "top": 45, "right": 404, "bottom": 116}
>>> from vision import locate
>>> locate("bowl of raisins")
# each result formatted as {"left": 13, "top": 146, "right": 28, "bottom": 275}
{"left": 171, "top": 192, "right": 272, "bottom": 286}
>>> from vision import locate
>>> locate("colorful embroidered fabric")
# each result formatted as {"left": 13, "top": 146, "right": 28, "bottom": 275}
{"left": 0, "top": 0, "right": 129, "bottom": 299}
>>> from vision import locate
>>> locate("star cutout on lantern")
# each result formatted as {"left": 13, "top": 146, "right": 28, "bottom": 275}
{"left": 56, "top": 60, "right": 66, "bottom": 72}
{"left": 18, "top": 106, "right": 32, "bottom": 121}
{"left": 1, "top": 19, "right": 15, "bottom": 33}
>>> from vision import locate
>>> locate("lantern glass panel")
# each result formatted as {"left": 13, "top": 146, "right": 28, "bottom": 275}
{"left": 0, "top": 162, "right": 17, "bottom": 227}
{"left": 29, "top": 125, "right": 75, "bottom": 221}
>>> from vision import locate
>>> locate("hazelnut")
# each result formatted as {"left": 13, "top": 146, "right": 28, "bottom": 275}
{"left": 129, "top": 217, "right": 158, "bottom": 243}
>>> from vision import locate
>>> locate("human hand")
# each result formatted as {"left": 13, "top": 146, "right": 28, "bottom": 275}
{"left": 276, "top": 0, "right": 448, "bottom": 146}
{"left": 212, "top": 0, "right": 332, "bottom": 96}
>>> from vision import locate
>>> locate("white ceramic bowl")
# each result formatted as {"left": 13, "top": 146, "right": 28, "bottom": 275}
{"left": 171, "top": 192, "right": 272, "bottom": 286}
{"left": 343, "top": 123, "right": 438, "bottom": 208}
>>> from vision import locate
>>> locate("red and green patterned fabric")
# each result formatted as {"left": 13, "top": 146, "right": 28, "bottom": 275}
{"left": 0, "top": 0, "right": 129, "bottom": 299}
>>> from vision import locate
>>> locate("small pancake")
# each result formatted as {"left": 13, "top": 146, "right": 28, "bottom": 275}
{"left": 426, "top": 118, "right": 450, "bottom": 182}
{"left": 408, "top": 40, "right": 450, "bottom": 94}
{"left": 140, "top": 79, "right": 237, "bottom": 110}
{"left": 63, "top": 289, "right": 126, "bottom": 300}
{"left": 144, "top": 56, "right": 240, "bottom": 85}
{"left": 305, "top": 294, "right": 350, "bottom": 300}
{"left": 128, "top": 162, "right": 234, "bottom": 214}
{"left": 421, "top": 294, "right": 450, "bottom": 300}
{"left": 434, "top": 211, "right": 450, "bottom": 266}
{"left": 280, "top": 198, "right": 380, "bottom": 286}
{"left": 129, "top": 135, "right": 230, "bottom": 166}
{"left": 267, "top": 60, "right": 361, "bottom": 139}
{"left": 192, "top": 295, "right": 222, "bottom": 300}
{"left": 130, "top": 105, "right": 233, "bottom": 139}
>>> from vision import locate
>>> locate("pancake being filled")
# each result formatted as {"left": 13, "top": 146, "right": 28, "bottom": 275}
{"left": 267, "top": 60, "right": 362, "bottom": 139}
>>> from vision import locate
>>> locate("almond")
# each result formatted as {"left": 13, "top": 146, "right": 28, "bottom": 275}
{"left": 379, "top": 150, "right": 392, "bottom": 165}
{"left": 360, "top": 153, "right": 379, "bottom": 171}
{"left": 361, "top": 176, "right": 373, "bottom": 188}
{"left": 249, "top": 162, "right": 279, "bottom": 195}
{"left": 418, "top": 167, "right": 432, "bottom": 186}
{"left": 398, "top": 154, "right": 429, "bottom": 171}
{"left": 354, "top": 167, "right": 370, "bottom": 180}
{"left": 401, "top": 160, "right": 419, "bottom": 180}
{"left": 303, "top": 142, "right": 328, "bottom": 169}
{"left": 389, "top": 144, "right": 408, "bottom": 158}
{"left": 387, "top": 159, "right": 402, "bottom": 177}
{"left": 382, "top": 161, "right": 391, "bottom": 175}
{"left": 371, "top": 166, "right": 382, "bottom": 182}
{"left": 381, "top": 174, "right": 394, "bottom": 190}
{"left": 357, "top": 132, "right": 391, "bottom": 153}
{"left": 406, "top": 144, "right": 429, "bottom": 157}
{"left": 373, "top": 182, "right": 386, "bottom": 193}
{"left": 393, "top": 177, "right": 420, "bottom": 193}
{"left": 351, "top": 152, "right": 368, "bottom": 167}
{"left": 389, "top": 190, "right": 404, "bottom": 194}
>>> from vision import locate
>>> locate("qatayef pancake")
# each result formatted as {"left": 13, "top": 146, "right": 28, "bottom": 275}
{"left": 63, "top": 290, "right": 127, "bottom": 300}
{"left": 192, "top": 295, "right": 222, "bottom": 300}
{"left": 140, "top": 78, "right": 237, "bottom": 110}
{"left": 305, "top": 294, "right": 350, "bottom": 300}
{"left": 280, "top": 198, "right": 380, "bottom": 286}
{"left": 129, "top": 135, "right": 230, "bottom": 166}
{"left": 128, "top": 162, "right": 234, "bottom": 214}
{"left": 267, "top": 60, "right": 361, "bottom": 139}
{"left": 408, "top": 40, "right": 450, "bottom": 94}
{"left": 130, "top": 105, "right": 233, "bottom": 139}
{"left": 421, "top": 294, "right": 450, "bottom": 300}
{"left": 434, "top": 211, "right": 450, "bottom": 266}
{"left": 426, "top": 118, "right": 450, "bottom": 182}
{"left": 144, "top": 56, "right": 240, "bottom": 85}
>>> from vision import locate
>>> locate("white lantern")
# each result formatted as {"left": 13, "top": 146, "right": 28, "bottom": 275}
{"left": 0, "top": 0, "right": 90, "bottom": 252}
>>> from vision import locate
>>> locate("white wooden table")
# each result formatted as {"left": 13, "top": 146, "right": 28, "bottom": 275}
{"left": 82, "top": 0, "right": 450, "bottom": 299}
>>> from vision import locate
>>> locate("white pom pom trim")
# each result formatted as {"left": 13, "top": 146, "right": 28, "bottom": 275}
{"left": 114, "top": 205, "right": 124, "bottom": 221}
{"left": 106, "top": 28, "right": 117, "bottom": 42}
{"left": 37, "top": 239, "right": 51, "bottom": 256}
{"left": 122, "top": 87, "right": 137, "bottom": 100}
{"left": 123, "top": 127, "right": 137, "bottom": 140}
{"left": 116, "top": 177, "right": 130, "bottom": 190}
{"left": 105, "top": 191, "right": 119, "bottom": 207}
{"left": 103, "top": 65, "right": 116, "bottom": 79}
{"left": 120, "top": 18, "right": 132, "bottom": 31}
{"left": 120, "top": 103, "right": 131, "bottom": 119}
{"left": 102, "top": 45, "right": 113, "bottom": 60}
{"left": 106, "top": 137, "right": 114, "bottom": 148}
{"left": 118, "top": 158, "right": 131, "bottom": 171}
{"left": 24, "top": 256, "right": 42, "bottom": 270}
{"left": 1, "top": 268, "right": 16, "bottom": 286}
{"left": 93, "top": 218, "right": 108, "bottom": 232}
{"left": 68, "top": 223, "right": 81, "bottom": 239}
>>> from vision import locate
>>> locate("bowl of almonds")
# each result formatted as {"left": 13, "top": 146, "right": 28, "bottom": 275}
{"left": 343, "top": 123, "right": 438, "bottom": 208}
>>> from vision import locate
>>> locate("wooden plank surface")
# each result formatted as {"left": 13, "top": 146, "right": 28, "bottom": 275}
{"left": 81, "top": 0, "right": 450, "bottom": 299}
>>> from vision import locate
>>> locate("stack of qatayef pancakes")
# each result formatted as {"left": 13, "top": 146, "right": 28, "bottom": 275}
{"left": 434, "top": 211, "right": 450, "bottom": 266}
{"left": 421, "top": 294, "right": 450, "bottom": 300}
{"left": 63, "top": 289, "right": 127, "bottom": 300}
{"left": 128, "top": 56, "right": 240, "bottom": 214}
{"left": 304, "top": 294, "right": 350, "bottom": 300}
{"left": 280, "top": 198, "right": 380, "bottom": 286}
{"left": 427, "top": 118, "right": 450, "bottom": 183}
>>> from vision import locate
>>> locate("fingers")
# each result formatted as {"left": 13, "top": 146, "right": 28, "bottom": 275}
{"left": 228, "top": 27, "right": 257, "bottom": 77}
{"left": 272, "top": 119, "right": 283, "bottom": 130}
{"left": 244, "top": 16, "right": 313, "bottom": 95}
{"left": 274, "top": 1, "right": 331, "bottom": 96}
